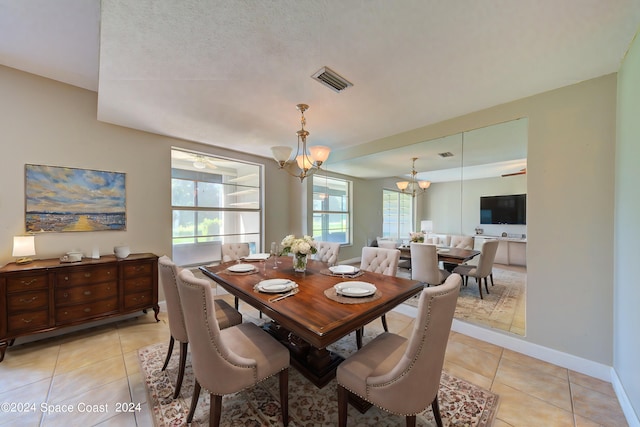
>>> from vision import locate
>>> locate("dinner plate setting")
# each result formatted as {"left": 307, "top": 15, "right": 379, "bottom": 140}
{"left": 329, "top": 265, "right": 360, "bottom": 275}
{"left": 255, "top": 278, "right": 298, "bottom": 293}
{"left": 243, "top": 253, "right": 271, "bottom": 261}
{"left": 334, "top": 281, "right": 377, "bottom": 298}
{"left": 227, "top": 263, "right": 257, "bottom": 273}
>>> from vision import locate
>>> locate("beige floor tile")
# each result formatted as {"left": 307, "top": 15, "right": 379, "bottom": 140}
{"left": 41, "top": 377, "right": 132, "bottom": 426}
{"left": 49, "top": 354, "right": 127, "bottom": 403}
{"left": 444, "top": 339, "right": 501, "bottom": 380}
{"left": 571, "top": 382, "right": 628, "bottom": 427}
{"left": 449, "top": 331, "right": 504, "bottom": 357}
{"left": 93, "top": 410, "right": 137, "bottom": 426}
{"left": 0, "top": 356, "right": 57, "bottom": 390}
{"left": 492, "top": 419, "right": 515, "bottom": 427}
{"left": 135, "top": 403, "right": 155, "bottom": 426}
{"left": 443, "top": 359, "right": 493, "bottom": 390}
{"left": 495, "top": 357, "right": 572, "bottom": 412}
{"left": 501, "top": 348, "right": 568, "bottom": 381}
{"left": 574, "top": 413, "right": 604, "bottom": 427}
{"left": 0, "top": 377, "right": 49, "bottom": 426}
{"left": 492, "top": 382, "right": 575, "bottom": 427}
{"left": 569, "top": 370, "right": 617, "bottom": 398}
{"left": 0, "top": 339, "right": 60, "bottom": 368}
{"left": 123, "top": 349, "right": 143, "bottom": 377}
{"left": 117, "top": 322, "right": 170, "bottom": 354}
{"left": 127, "top": 372, "right": 149, "bottom": 406}
{"left": 54, "top": 328, "right": 123, "bottom": 374}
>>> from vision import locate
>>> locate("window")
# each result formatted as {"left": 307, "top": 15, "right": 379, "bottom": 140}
{"left": 382, "top": 189, "right": 413, "bottom": 240}
{"left": 171, "top": 149, "right": 263, "bottom": 266}
{"left": 312, "top": 175, "right": 351, "bottom": 244}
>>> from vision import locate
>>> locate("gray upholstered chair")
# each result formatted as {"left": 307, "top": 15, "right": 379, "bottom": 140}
{"left": 158, "top": 256, "right": 242, "bottom": 399}
{"left": 357, "top": 247, "right": 401, "bottom": 347}
{"left": 453, "top": 239, "right": 499, "bottom": 299}
{"left": 221, "top": 242, "right": 250, "bottom": 309}
{"left": 177, "top": 269, "right": 290, "bottom": 426}
{"left": 337, "top": 274, "right": 462, "bottom": 427}
{"left": 314, "top": 241, "right": 341, "bottom": 265}
{"left": 410, "top": 243, "right": 450, "bottom": 286}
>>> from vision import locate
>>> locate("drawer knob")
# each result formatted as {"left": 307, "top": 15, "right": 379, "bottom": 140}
{"left": 64, "top": 276, "right": 69, "bottom": 281}
{"left": 21, "top": 279, "right": 37, "bottom": 286}
{"left": 19, "top": 296, "right": 37, "bottom": 304}
{"left": 63, "top": 292, "right": 69, "bottom": 298}
{"left": 83, "top": 290, "right": 92, "bottom": 296}
{"left": 21, "top": 318, "right": 33, "bottom": 324}
{"left": 84, "top": 273, "right": 91, "bottom": 278}
{"left": 83, "top": 307, "right": 91, "bottom": 313}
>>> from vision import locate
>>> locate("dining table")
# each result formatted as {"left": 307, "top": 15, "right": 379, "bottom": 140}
{"left": 398, "top": 245, "right": 481, "bottom": 270}
{"left": 199, "top": 256, "right": 424, "bottom": 388}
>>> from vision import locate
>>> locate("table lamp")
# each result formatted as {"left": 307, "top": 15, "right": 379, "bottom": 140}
{"left": 13, "top": 235, "right": 36, "bottom": 264}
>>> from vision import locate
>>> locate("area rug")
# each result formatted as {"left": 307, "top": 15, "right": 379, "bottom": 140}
{"left": 404, "top": 266, "right": 525, "bottom": 334}
{"left": 139, "top": 335, "right": 499, "bottom": 426}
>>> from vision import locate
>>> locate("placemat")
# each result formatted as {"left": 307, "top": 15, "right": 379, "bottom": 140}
{"left": 324, "top": 287, "right": 381, "bottom": 304}
{"left": 319, "top": 268, "right": 365, "bottom": 278}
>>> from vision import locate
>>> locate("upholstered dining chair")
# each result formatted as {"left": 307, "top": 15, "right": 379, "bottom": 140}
{"left": 337, "top": 274, "right": 462, "bottom": 427}
{"left": 314, "top": 241, "right": 341, "bottom": 265}
{"left": 177, "top": 269, "right": 290, "bottom": 427}
{"left": 158, "top": 256, "right": 242, "bottom": 399}
{"left": 453, "top": 239, "right": 499, "bottom": 299}
{"left": 221, "top": 242, "right": 250, "bottom": 309}
{"left": 357, "top": 247, "right": 401, "bottom": 347}
{"left": 410, "top": 243, "right": 450, "bottom": 286}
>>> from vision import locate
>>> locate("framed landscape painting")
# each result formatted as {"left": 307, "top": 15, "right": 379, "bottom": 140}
{"left": 25, "top": 164, "right": 126, "bottom": 232}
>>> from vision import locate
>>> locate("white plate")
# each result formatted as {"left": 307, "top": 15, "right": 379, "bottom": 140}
{"left": 334, "top": 281, "right": 377, "bottom": 297}
{"left": 329, "top": 265, "right": 358, "bottom": 274}
{"left": 437, "top": 248, "right": 450, "bottom": 253}
{"left": 256, "top": 279, "right": 296, "bottom": 293}
{"left": 243, "top": 253, "right": 271, "bottom": 261}
{"left": 227, "top": 263, "right": 256, "bottom": 273}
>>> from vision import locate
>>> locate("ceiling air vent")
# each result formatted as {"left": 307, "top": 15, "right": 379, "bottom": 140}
{"left": 438, "top": 152, "right": 454, "bottom": 158}
{"left": 311, "top": 67, "right": 353, "bottom": 93}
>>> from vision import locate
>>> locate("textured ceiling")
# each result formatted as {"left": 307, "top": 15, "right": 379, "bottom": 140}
{"left": 1, "top": 0, "right": 639, "bottom": 179}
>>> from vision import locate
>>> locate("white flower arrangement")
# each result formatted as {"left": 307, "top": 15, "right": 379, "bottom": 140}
{"left": 410, "top": 231, "right": 425, "bottom": 243}
{"left": 280, "top": 234, "right": 318, "bottom": 256}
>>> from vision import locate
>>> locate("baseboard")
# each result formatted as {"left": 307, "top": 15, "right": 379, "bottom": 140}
{"left": 611, "top": 368, "right": 640, "bottom": 427}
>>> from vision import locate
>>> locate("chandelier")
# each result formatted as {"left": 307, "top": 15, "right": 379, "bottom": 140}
{"left": 271, "top": 104, "right": 330, "bottom": 182}
{"left": 396, "top": 157, "right": 431, "bottom": 197}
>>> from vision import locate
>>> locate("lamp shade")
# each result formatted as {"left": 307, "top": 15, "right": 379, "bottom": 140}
{"left": 419, "top": 180, "right": 431, "bottom": 189}
{"left": 271, "top": 146, "right": 293, "bottom": 163}
{"left": 396, "top": 181, "right": 409, "bottom": 191}
{"left": 296, "top": 154, "right": 314, "bottom": 171}
{"left": 13, "top": 235, "right": 35, "bottom": 264}
{"left": 308, "top": 145, "right": 330, "bottom": 163}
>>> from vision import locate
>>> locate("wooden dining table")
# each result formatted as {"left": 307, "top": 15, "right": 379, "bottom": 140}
{"left": 200, "top": 257, "right": 423, "bottom": 388}
{"left": 398, "top": 245, "right": 481, "bottom": 270}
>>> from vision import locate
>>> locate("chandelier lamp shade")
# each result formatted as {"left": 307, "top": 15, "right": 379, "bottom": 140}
{"left": 396, "top": 157, "right": 431, "bottom": 197}
{"left": 271, "top": 104, "right": 330, "bottom": 182}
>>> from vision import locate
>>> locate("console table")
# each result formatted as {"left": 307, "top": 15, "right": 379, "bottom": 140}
{"left": 0, "top": 253, "right": 159, "bottom": 362}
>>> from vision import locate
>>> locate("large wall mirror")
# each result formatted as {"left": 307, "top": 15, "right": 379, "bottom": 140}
{"left": 331, "top": 118, "right": 527, "bottom": 335}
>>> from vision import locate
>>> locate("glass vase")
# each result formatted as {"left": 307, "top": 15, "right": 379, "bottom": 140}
{"left": 293, "top": 253, "right": 308, "bottom": 272}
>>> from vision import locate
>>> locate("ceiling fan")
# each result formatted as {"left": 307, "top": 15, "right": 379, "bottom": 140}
{"left": 501, "top": 168, "right": 526, "bottom": 177}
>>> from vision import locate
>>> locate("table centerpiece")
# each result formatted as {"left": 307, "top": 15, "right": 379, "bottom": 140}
{"left": 281, "top": 234, "right": 317, "bottom": 272}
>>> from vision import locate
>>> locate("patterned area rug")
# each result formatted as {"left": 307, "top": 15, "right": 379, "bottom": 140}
{"left": 404, "top": 266, "right": 526, "bottom": 334}
{"left": 139, "top": 334, "right": 499, "bottom": 426}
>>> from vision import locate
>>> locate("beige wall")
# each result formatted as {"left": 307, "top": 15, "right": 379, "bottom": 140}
{"left": 614, "top": 31, "right": 640, "bottom": 417}
{"left": 335, "top": 74, "right": 617, "bottom": 365}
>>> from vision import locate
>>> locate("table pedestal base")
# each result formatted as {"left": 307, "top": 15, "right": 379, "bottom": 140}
{"left": 262, "top": 321, "right": 343, "bottom": 388}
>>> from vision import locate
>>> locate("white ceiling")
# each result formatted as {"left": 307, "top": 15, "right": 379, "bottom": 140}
{"left": 1, "top": 0, "right": 639, "bottom": 179}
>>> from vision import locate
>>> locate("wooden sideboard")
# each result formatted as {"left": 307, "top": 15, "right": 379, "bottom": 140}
{"left": 0, "top": 253, "right": 159, "bottom": 362}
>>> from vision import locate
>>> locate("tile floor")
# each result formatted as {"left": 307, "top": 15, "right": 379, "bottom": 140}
{"left": 0, "top": 293, "right": 628, "bottom": 426}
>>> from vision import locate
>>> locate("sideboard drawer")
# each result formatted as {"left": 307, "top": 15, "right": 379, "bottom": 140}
{"left": 8, "top": 310, "right": 49, "bottom": 333}
{"left": 57, "top": 266, "right": 117, "bottom": 287}
{"left": 7, "top": 290, "right": 49, "bottom": 311}
{"left": 55, "top": 297, "right": 118, "bottom": 324}
{"left": 55, "top": 282, "right": 118, "bottom": 306}
{"left": 124, "top": 291, "right": 153, "bottom": 310}
{"left": 122, "top": 262, "right": 153, "bottom": 278}
{"left": 123, "top": 276, "right": 153, "bottom": 294}
{"left": 7, "top": 273, "right": 48, "bottom": 293}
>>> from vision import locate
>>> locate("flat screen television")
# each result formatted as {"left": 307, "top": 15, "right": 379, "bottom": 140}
{"left": 480, "top": 194, "right": 526, "bottom": 225}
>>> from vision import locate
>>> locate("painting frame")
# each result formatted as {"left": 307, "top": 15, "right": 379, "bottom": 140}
{"left": 25, "top": 164, "right": 126, "bottom": 233}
